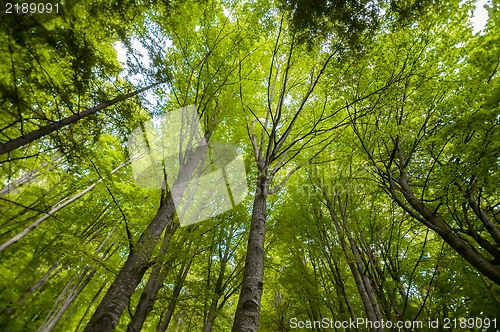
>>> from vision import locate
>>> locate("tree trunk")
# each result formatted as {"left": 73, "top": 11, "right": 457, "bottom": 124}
{"left": 397, "top": 171, "right": 500, "bottom": 285}
{"left": 0, "top": 160, "right": 129, "bottom": 253}
{"left": 38, "top": 229, "right": 117, "bottom": 332}
{"left": 84, "top": 136, "right": 210, "bottom": 332}
{"left": 325, "top": 198, "right": 381, "bottom": 330}
{"left": 0, "top": 152, "right": 62, "bottom": 195}
{"left": 0, "top": 261, "right": 63, "bottom": 326}
{"left": 203, "top": 234, "right": 231, "bottom": 332}
{"left": 127, "top": 223, "right": 179, "bottom": 332}
{"left": 232, "top": 178, "right": 267, "bottom": 332}
{"left": 83, "top": 195, "right": 176, "bottom": 332}
{"left": 38, "top": 269, "right": 95, "bottom": 332}
{"left": 75, "top": 283, "right": 107, "bottom": 332}
{"left": 156, "top": 257, "right": 193, "bottom": 332}
{"left": 0, "top": 82, "right": 162, "bottom": 156}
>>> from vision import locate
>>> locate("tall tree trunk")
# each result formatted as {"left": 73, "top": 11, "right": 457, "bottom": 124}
{"left": 156, "top": 257, "right": 193, "bottom": 332}
{"left": 203, "top": 232, "right": 231, "bottom": 332}
{"left": 343, "top": 218, "right": 383, "bottom": 323}
{"left": 38, "top": 229, "right": 117, "bottom": 332}
{"left": 75, "top": 283, "right": 107, "bottom": 332}
{"left": 317, "top": 223, "right": 358, "bottom": 324}
{"left": 38, "top": 269, "right": 95, "bottom": 332}
{"left": 0, "top": 152, "right": 62, "bottom": 195}
{"left": 325, "top": 197, "right": 381, "bottom": 330}
{"left": 232, "top": 177, "right": 267, "bottom": 332}
{"left": 84, "top": 134, "right": 210, "bottom": 332}
{"left": 0, "top": 82, "right": 163, "bottom": 156}
{"left": 395, "top": 171, "right": 500, "bottom": 285}
{"left": 127, "top": 223, "right": 179, "bottom": 332}
{"left": 83, "top": 195, "right": 176, "bottom": 332}
{"left": 0, "top": 261, "right": 64, "bottom": 326}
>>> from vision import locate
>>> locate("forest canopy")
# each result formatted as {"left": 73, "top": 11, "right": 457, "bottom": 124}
{"left": 0, "top": 0, "right": 499, "bottom": 331}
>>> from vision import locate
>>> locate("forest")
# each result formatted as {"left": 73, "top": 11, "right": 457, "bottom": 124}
{"left": 1, "top": 0, "right": 499, "bottom": 331}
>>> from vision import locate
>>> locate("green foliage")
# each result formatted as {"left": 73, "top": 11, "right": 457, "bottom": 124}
{"left": 1, "top": 0, "right": 500, "bottom": 330}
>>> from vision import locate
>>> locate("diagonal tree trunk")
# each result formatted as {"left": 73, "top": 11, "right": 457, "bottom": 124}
{"left": 37, "top": 228, "right": 118, "bottom": 332}
{"left": 0, "top": 160, "right": 130, "bottom": 253}
{"left": 156, "top": 254, "right": 194, "bottom": 332}
{"left": 127, "top": 222, "right": 180, "bottom": 332}
{"left": 324, "top": 195, "right": 382, "bottom": 330}
{"left": 84, "top": 137, "right": 210, "bottom": 332}
{"left": 0, "top": 82, "right": 163, "bottom": 156}
{"left": 83, "top": 194, "right": 177, "bottom": 332}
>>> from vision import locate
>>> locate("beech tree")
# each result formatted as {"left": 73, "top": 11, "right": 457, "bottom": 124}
{"left": 1, "top": 0, "right": 500, "bottom": 331}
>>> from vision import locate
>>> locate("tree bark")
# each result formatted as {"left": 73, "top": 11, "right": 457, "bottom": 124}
{"left": 83, "top": 195, "right": 176, "bottom": 332}
{"left": 0, "top": 152, "right": 62, "bottom": 195}
{"left": 38, "top": 228, "right": 117, "bottom": 332}
{"left": 232, "top": 178, "right": 267, "bottom": 332}
{"left": 156, "top": 257, "right": 193, "bottom": 332}
{"left": 127, "top": 223, "right": 179, "bottom": 332}
{"left": 203, "top": 231, "right": 231, "bottom": 332}
{"left": 325, "top": 197, "right": 382, "bottom": 330}
{"left": 396, "top": 171, "right": 500, "bottom": 285}
{"left": 0, "top": 82, "right": 163, "bottom": 156}
{"left": 0, "top": 261, "right": 63, "bottom": 326}
{"left": 0, "top": 160, "right": 130, "bottom": 253}
{"left": 84, "top": 136, "right": 210, "bottom": 332}
{"left": 38, "top": 268, "right": 95, "bottom": 332}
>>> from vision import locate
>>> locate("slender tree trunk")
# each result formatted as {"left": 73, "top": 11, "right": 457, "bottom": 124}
{"left": 38, "top": 229, "right": 117, "bottom": 332}
{"left": 0, "top": 261, "right": 63, "bottom": 326}
{"left": 83, "top": 195, "right": 176, "bottom": 332}
{"left": 38, "top": 269, "right": 95, "bottom": 332}
{"left": 343, "top": 219, "right": 383, "bottom": 323}
{"left": 396, "top": 171, "right": 500, "bottom": 285}
{"left": 0, "top": 160, "right": 129, "bottom": 253}
{"left": 325, "top": 198, "right": 381, "bottom": 330}
{"left": 232, "top": 177, "right": 267, "bottom": 332}
{"left": 0, "top": 152, "right": 62, "bottom": 195}
{"left": 203, "top": 236, "right": 231, "bottom": 332}
{"left": 0, "top": 82, "right": 163, "bottom": 156}
{"left": 84, "top": 135, "right": 210, "bottom": 332}
{"left": 75, "top": 283, "right": 107, "bottom": 332}
{"left": 156, "top": 257, "right": 193, "bottom": 332}
{"left": 127, "top": 223, "right": 179, "bottom": 332}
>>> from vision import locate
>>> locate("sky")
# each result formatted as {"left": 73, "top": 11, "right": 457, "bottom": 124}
{"left": 472, "top": 0, "right": 489, "bottom": 34}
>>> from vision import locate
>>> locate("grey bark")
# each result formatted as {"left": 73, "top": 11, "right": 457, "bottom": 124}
{"left": 0, "top": 160, "right": 129, "bottom": 253}
{"left": 83, "top": 195, "right": 176, "bottom": 332}
{"left": 325, "top": 197, "right": 382, "bottom": 330}
{"left": 156, "top": 256, "right": 193, "bottom": 332}
{"left": 0, "top": 153, "right": 62, "bottom": 195}
{"left": 38, "top": 228, "right": 117, "bottom": 332}
{"left": 127, "top": 223, "right": 179, "bottom": 332}
{"left": 203, "top": 231, "right": 231, "bottom": 332}
{"left": 232, "top": 177, "right": 267, "bottom": 332}
{"left": 0, "top": 261, "right": 63, "bottom": 326}
{"left": 83, "top": 138, "right": 209, "bottom": 332}
{"left": 395, "top": 171, "right": 500, "bottom": 285}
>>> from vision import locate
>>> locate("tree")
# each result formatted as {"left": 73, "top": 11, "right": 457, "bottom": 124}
{"left": 349, "top": 3, "right": 500, "bottom": 285}
{"left": 2, "top": 0, "right": 500, "bottom": 330}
